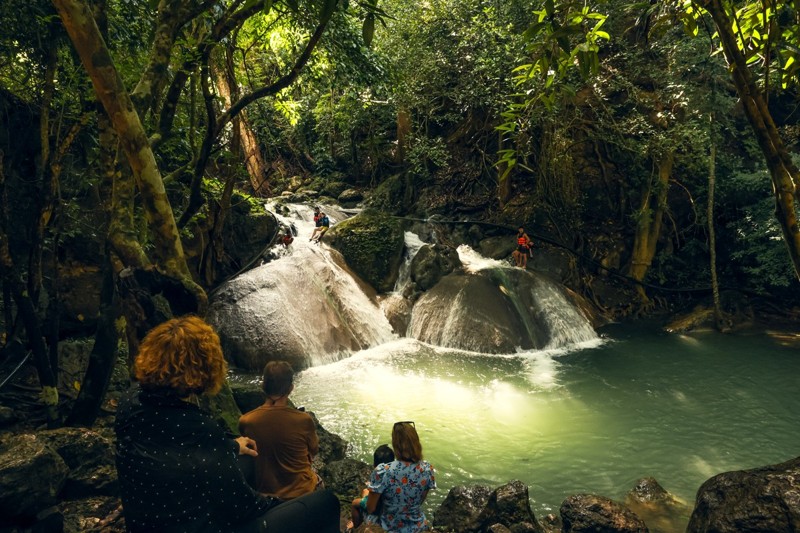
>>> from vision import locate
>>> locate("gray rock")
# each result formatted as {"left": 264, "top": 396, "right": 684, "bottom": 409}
{"left": 0, "top": 405, "right": 17, "bottom": 427}
{"left": 687, "top": 456, "right": 800, "bottom": 533}
{"left": 626, "top": 477, "right": 675, "bottom": 504}
{"left": 434, "top": 484, "right": 494, "bottom": 532}
{"left": 310, "top": 411, "right": 346, "bottom": 465}
{"left": 338, "top": 188, "right": 364, "bottom": 206}
{"left": 409, "top": 244, "right": 461, "bottom": 291}
{"left": 319, "top": 458, "right": 371, "bottom": 498}
{"left": 479, "top": 236, "right": 517, "bottom": 260}
{"left": 230, "top": 380, "right": 266, "bottom": 414}
{"left": 560, "top": 494, "right": 648, "bottom": 533}
{"left": 37, "top": 427, "right": 117, "bottom": 499}
{"left": 489, "top": 481, "right": 541, "bottom": 531}
{"left": 435, "top": 481, "right": 541, "bottom": 533}
{"left": 0, "top": 433, "right": 69, "bottom": 520}
{"left": 624, "top": 478, "right": 688, "bottom": 533}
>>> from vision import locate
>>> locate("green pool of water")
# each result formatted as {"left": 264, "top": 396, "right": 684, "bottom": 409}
{"left": 291, "top": 324, "right": 800, "bottom": 531}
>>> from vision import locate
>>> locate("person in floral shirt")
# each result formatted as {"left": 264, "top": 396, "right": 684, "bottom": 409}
{"left": 365, "top": 421, "right": 436, "bottom": 532}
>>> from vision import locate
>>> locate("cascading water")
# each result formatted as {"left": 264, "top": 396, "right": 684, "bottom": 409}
{"left": 206, "top": 202, "right": 395, "bottom": 370}
{"left": 406, "top": 244, "right": 598, "bottom": 353}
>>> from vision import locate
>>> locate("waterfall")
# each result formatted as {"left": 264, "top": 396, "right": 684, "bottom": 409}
{"left": 207, "top": 202, "right": 395, "bottom": 370}
{"left": 406, "top": 244, "right": 598, "bottom": 353}
{"left": 209, "top": 207, "right": 597, "bottom": 368}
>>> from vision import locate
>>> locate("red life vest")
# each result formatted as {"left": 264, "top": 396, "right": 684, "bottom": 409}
{"left": 517, "top": 236, "right": 528, "bottom": 246}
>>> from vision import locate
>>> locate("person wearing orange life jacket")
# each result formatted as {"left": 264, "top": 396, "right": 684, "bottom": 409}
{"left": 513, "top": 226, "right": 532, "bottom": 268}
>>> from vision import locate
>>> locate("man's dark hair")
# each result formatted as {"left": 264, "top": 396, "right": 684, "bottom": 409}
{"left": 262, "top": 360, "right": 294, "bottom": 397}
{"left": 373, "top": 444, "right": 395, "bottom": 466}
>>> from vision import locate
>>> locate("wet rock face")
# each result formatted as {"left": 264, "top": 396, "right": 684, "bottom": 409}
{"left": 560, "top": 494, "right": 649, "bottom": 533}
{"left": 434, "top": 481, "right": 542, "bottom": 533}
{"left": 687, "top": 456, "right": 800, "bottom": 533}
{"left": 409, "top": 244, "right": 462, "bottom": 291}
{"left": 407, "top": 270, "right": 553, "bottom": 353}
{"left": 207, "top": 243, "right": 393, "bottom": 370}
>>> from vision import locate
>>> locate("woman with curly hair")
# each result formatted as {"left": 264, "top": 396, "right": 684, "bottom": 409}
{"left": 114, "top": 315, "right": 339, "bottom": 533}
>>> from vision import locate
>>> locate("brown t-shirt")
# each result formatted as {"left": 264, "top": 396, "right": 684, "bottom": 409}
{"left": 238, "top": 405, "right": 319, "bottom": 500}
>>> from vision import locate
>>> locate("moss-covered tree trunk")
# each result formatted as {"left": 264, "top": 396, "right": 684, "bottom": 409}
{"left": 52, "top": 0, "right": 206, "bottom": 312}
{"left": 700, "top": 0, "right": 800, "bottom": 281}
{"left": 629, "top": 153, "right": 673, "bottom": 301}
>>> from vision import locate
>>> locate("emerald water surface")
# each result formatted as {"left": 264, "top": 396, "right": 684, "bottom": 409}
{"left": 291, "top": 324, "right": 800, "bottom": 531}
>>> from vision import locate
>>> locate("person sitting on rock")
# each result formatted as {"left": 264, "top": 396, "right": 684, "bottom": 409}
{"left": 310, "top": 212, "right": 330, "bottom": 243}
{"left": 239, "top": 361, "right": 323, "bottom": 500}
{"left": 347, "top": 444, "right": 395, "bottom": 531}
{"left": 365, "top": 421, "right": 436, "bottom": 532}
{"left": 114, "top": 316, "right": 340, "bottom": 533}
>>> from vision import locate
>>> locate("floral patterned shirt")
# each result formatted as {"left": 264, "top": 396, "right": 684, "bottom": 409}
{"left": 366, "top": 459, "right": 436, "bottom": 533}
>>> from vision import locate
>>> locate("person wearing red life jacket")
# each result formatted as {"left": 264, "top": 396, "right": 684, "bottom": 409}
{"left": 513, "top": 226, "right": 532, "bottom": 268}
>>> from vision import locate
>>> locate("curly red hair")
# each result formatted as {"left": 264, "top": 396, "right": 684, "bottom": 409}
{"left": 134, "top": 315, "right": 227, "bottom": 396}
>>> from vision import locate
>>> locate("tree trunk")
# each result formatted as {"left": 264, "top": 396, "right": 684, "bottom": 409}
{"left": 52, "top": 0, "right": 206, "bottom": 312}
{"left": 629, "top": 153, "right": 673, "bottom": 300}
{"left": 700, "top": 0, "right": 800, "bottom": 281}
{"left": 65, "top": 254, "right": 123, "bottom": 427}
{"left": 396, "top": 107, "right": 410, "bottom": 164}
{"left": 0, "top": 151, "right": 59, "bottom": 427}
{"left": 214, "top": 47, "right": 269, "bottom": 195}
{"left": 708, "top": 135, "right": 723, "bottom": 329}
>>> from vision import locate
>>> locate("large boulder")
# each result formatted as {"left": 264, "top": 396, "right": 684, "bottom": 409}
{"left": 687, "top": 456, "right": 800, "bottom": 533}
{"left": 407, "top": 267, "right": 597, "bottom": 353}
{"left": 434, "top": 481, "right": 542, "bottom": 533}
{"left": 207, "top": 240, "right": 394, "bottom": 371}
{"left": 560, "top": 494, "right": 648, "bottom": 533}
{"left": 326, "top": 209, "right": 405, "bottom": 293}
{"left": 0, "top": 433, "right": 69, "bottom": 523}
{"left": 409, "top": 244, "right": 461, "bottom": 291}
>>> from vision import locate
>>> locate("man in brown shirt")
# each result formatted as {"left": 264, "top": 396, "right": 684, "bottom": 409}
{"left": 239, "top": 361, "right": 320, "bottom": 500}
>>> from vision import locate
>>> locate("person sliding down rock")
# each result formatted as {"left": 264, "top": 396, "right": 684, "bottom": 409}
{"left": 310, "top": 212, "right": 330, "bottom": 243}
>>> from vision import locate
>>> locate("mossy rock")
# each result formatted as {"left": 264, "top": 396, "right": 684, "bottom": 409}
{"left": 326, "top": 210, "right": 404, "bottom": 293}
{"left": 366, "top": 173, "right": 416, "bottom": 215}
{"left": 199, "top": 381, "right": 242, "bottom": 435}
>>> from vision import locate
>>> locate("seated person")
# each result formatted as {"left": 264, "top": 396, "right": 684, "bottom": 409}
{"left": 365, "top": 421, "right": 436, "bottom": 532}
{"left": 239, "top": 361, "right": 322, "bottom": 500}
{"left": 348, "top": 444, "right": 395, "bottom": 530}
{"left": 310, "top": 212, "right": 330, "bottom": 242}
{"left": 114, "top": 316, "right": 339, "bottom": 533}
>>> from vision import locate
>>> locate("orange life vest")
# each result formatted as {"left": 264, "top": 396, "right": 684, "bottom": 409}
{"left": 517, "top": 236, "right": 528, "bottom": 246}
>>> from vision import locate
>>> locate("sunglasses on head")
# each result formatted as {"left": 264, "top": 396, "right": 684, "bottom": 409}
{"left": 394, "top": 420, "right": 415, "bottom": 429}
